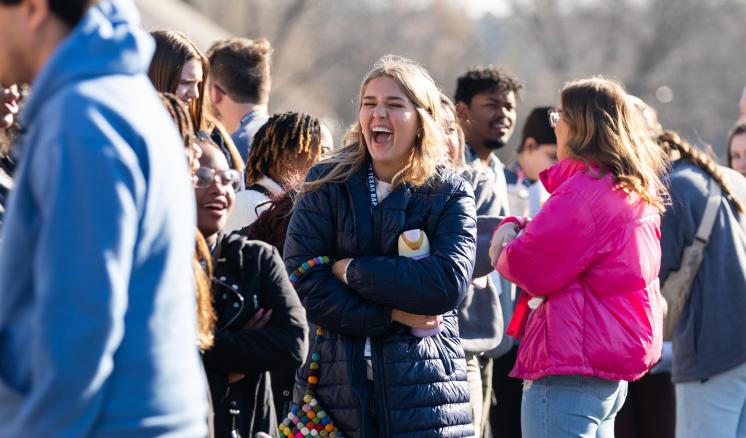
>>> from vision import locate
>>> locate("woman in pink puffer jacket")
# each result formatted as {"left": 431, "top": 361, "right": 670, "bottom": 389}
{"left": 489, "top": 78, "right": 668, "bottom": 438}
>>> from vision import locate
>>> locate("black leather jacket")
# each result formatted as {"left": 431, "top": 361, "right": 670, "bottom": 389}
{"left": 203, "top": 233, "right": 308, "bottom": 437}
{"left": 284, "top": 162, "right": 477, "bottom": 438}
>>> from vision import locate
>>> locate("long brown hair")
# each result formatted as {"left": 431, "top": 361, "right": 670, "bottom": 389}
{"left": 149, "top": 30, "right": 208, "bottom": 132}
{"left": 560, "top": 77, "right": 669, "bottom": 212}
{"left": 658, "top": 130, "right": 744, "bottom": 215}
{"left": 302, "top": 55, "right": 448, "bottom": 193}
{"left": 159, "top": 93, "right": 216, "bottom": 350}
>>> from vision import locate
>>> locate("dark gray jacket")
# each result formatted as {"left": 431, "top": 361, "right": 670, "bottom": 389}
{"left": 662, "top": 160, "right": 746, "bottom": 382}
{"left": 202, "top": 234, "right": 308, "bottom": 437}
{"left": 461, "top": 145, "right": 515, "bottom": 358}
{"left": 457, "top": 167, "right": 504, "bottom": 353}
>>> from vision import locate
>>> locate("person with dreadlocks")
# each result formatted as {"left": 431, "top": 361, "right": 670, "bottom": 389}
{"left": 656, "top": 130, "right": 746, "bottom": 438}
{"left": 223, "top": 111, "right": 330, "bottom": 233}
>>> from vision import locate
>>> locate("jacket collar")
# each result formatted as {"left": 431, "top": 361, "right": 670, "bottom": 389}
{"left": 346, "top": 160, "right": 412, "bottom": 256}
{"left": 539, "top": 157, "right": 591, "bottom": 193}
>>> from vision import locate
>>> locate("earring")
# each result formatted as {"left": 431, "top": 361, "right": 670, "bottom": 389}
{"left": 416, "top": 130, "right": 422, "bottom": 140}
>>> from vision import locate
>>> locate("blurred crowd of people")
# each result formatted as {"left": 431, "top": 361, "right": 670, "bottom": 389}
{"left": 1, "top": 1, "right": 745, "bottom": 438}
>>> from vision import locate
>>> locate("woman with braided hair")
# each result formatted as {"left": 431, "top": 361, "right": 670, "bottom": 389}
{"left": 223, "top": 111, "right": 331, "bottom": 233}
{"left": 657, "top": 130, "right": 746, "bottom": 438}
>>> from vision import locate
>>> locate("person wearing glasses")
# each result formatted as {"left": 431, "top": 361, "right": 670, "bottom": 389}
{"left": 488, "top": 78, "right": 668, "bottom": 438}
{"left": 223, "top": 111, "right": 329, "bottom": 233}
{"left": 195, "top": 137, "right": 308, "bottom": 438}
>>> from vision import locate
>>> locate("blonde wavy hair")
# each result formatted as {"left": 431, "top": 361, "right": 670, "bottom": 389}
{"left": 560, "top": 77, "right": 669, "bottom": 211}
{"left": 302, "top": 55, "right": 448, "bottom": 193}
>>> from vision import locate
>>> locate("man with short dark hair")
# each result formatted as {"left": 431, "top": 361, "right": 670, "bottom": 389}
{"left": 207, "top": 37, "right": 272, "bottom": 161}
{"left": 455, "top": 66, "right": 524, "bottom": 437}
{"left": 455, "top": 67, "right": 523, "bottom": 216}
{"left": 0, "top": 0, "right": 208, "bottom": 436}
{"left": 506, "top": 106, "right": 558, "bottom": 217}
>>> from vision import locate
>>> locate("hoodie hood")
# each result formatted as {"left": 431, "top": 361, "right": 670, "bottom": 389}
{"left": 21, "top": 0, "right": 154, "bottom": 126}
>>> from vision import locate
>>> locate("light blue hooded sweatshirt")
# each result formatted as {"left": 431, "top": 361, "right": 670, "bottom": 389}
{"left": 0, "top": 1, "right": 208, "bottom": 436}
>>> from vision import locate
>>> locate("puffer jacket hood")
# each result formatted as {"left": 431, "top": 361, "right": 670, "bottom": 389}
{"left": 498, "top": 158, "right": 664, "bottom": 381}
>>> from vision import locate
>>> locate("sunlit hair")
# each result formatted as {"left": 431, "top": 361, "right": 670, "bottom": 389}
{"left": 148, "top": 30, "right": 208, "bottom": 131}
{"left": 246, "top": 111, "right": 323, "bottom": 187}
{"left": 204, "top": 113, "right": 245, "bottom": 174}
{"left": 157, "top": 83, "right": 243, "bottom": 175}
{"left": 628, "top": 95, "right": 663, "bottom": 139}
{"left": 658, "top": 130, "right": 744, "bottom": 215}
{"left": 159, "top": 93, "right": 194, "bottom": 155}
{"left": 207, "top": 37, "right": 272, "bottom": 104}
{"left": 727, "top": 123, "right": 746, "bottom": 170}
{"left": 302, "top": 54, "right": 448, "bottom": 193}
{"left": 158, "top": 92, "right": 216, "bottom": 350}
{"left": 440, "top": 94, "right": 466, "bottom": 170}
{"left": 560, "top": 77, "right": 669, "bottom": 212}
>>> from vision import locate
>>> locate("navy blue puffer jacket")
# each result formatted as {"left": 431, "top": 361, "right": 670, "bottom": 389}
{"left": 284, "top": 161, "right": 477, "bottom": 438}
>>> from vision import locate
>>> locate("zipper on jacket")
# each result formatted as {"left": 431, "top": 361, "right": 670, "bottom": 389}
{"left": 372, "top": 340, "right": 391, "bottom": 437}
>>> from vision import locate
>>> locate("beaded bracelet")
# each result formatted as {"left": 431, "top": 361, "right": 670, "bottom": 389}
{"left": 289, "top": 256, "right": 332, "bottom": 286}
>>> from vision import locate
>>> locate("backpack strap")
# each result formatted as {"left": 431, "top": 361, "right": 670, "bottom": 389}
{"left": 694, "top": 177, "right": 722, "bottom": 244}
{"left": 662, "top": 177, "right": 722, "bottom": 340}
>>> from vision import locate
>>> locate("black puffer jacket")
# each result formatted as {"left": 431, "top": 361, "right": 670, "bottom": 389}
{"left": 284, "top": 162, "right": 477, "bottom": 438}
{"left": 203, "top": 233, "right": 309, "bottom": 437}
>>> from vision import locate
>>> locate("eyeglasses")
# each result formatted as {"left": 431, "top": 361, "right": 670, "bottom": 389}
{"left": 548, "top": 109, "right": 564, "bottom": 129}
{"left": 194, "top": 167, "right": 241, "bottom": 191}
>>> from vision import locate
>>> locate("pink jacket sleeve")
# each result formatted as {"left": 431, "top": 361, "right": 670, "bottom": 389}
{"left": 497, "top": 189, "right": 598, "bottom": 296}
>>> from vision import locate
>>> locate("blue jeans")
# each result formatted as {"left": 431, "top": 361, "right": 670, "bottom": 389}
{"left": 521, "top": 375, "right": 628, "bottom": 438}
{"left": 676, "top": 360, "right": 746, "bottom": 438}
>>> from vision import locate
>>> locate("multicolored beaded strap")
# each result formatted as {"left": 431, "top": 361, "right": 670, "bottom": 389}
{"left": 278, "top": 326, "right": 343, "bottom": 438}
{"left": 288, "top": 256, "right": 331, "bottom": 286}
